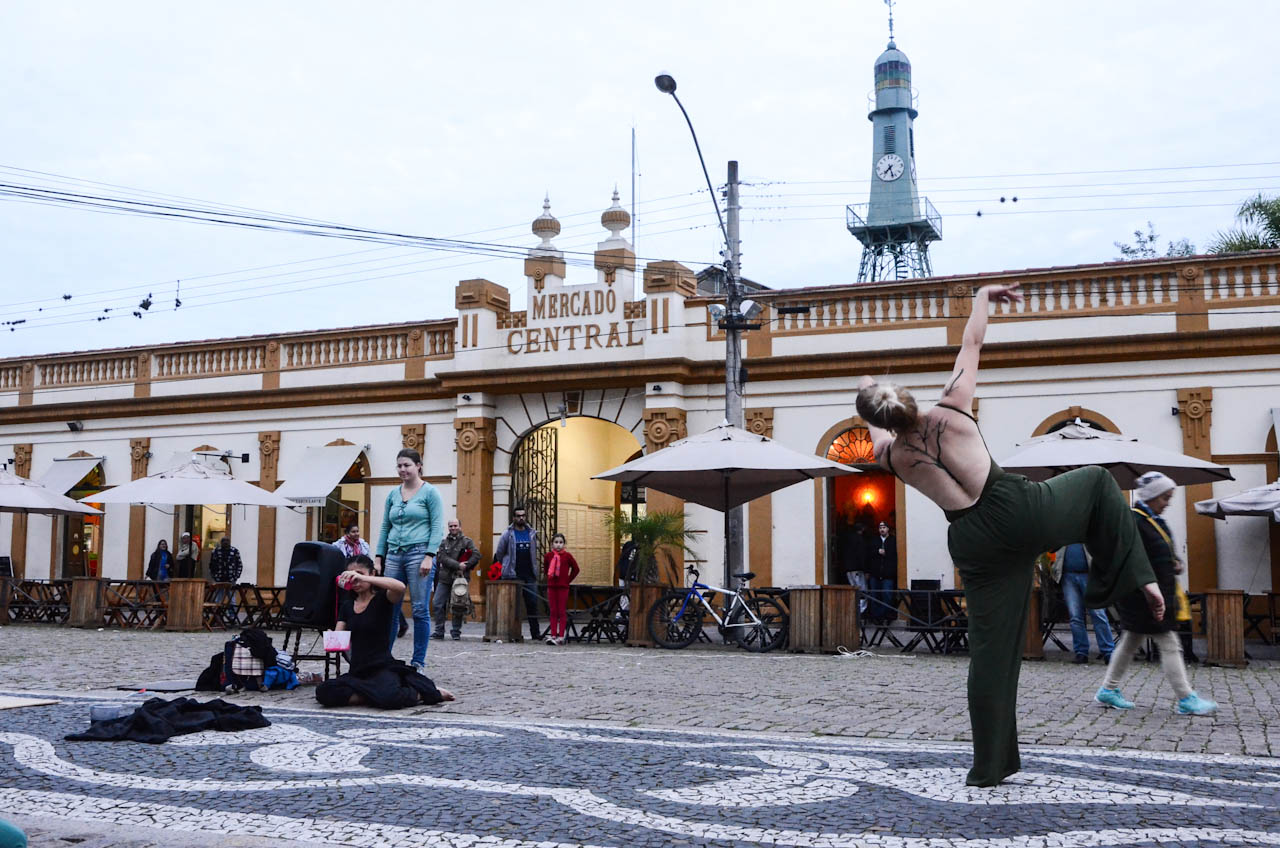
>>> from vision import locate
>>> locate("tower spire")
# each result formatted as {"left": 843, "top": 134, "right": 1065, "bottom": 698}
{"left": 886, "top": 0, "right": 895, "bottom": 44}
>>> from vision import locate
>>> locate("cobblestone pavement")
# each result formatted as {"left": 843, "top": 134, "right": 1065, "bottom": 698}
{"left": 1, "top": 623, "right": 1278, "bottom": 847}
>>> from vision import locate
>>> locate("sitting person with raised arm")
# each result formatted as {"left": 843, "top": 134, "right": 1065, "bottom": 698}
{"left": 315, "top": 554, "right": 455, "bottom": 709}
{"left": 856, "top": 281, "right": 1165, "bottom": 787}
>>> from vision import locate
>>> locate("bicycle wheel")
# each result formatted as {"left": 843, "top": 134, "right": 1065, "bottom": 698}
{"left": 729, "top": 595, "right": 788, "bottom": 653}
{"left": 647, "top": 590, "right": 704, "bottom": 649}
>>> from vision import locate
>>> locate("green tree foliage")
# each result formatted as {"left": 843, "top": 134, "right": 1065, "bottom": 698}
{"left": 1208, "top": 193, "right": 1280, "bottom": 254}
{"left": 1114, "top": 221, "right": 1196, "bottom": 260}
{"left": 604, "top": 509, "right": 700, "bottom": 585}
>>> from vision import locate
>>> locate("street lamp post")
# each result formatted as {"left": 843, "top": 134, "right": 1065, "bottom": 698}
{"left": 654, "top": 74, "right": 750, "bottom": 591}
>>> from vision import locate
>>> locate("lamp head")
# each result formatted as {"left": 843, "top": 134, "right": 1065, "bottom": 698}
{"left": 740, "top": 299, "right": 763, "bottom": 320}
{"left": 654, "top": 74, "right": 677, "bottom": 94}
{"left": 708, "top": 303, "right": 727, "bottom": 323}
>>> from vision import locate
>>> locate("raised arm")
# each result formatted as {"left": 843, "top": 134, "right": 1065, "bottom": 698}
{"left": 941, "top": 283, "right": 1022, "bottom": 408}
{"left": 346, "top": 572, "right": 406, "bottom": 605}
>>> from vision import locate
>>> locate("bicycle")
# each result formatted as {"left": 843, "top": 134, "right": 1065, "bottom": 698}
{"left": 647, "top": 565, "right": 788, "bottom": 652}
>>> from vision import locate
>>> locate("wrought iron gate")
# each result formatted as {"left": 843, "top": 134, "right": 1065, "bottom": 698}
{"left": 511, "top": 426, "right": 558, "bottom": 563}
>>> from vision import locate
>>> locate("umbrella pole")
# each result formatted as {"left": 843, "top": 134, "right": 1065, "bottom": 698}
{"left": 723, "top": 472, "right": 731, "bottom": 592}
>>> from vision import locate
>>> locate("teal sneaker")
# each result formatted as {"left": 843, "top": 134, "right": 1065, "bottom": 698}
{"left": 1176, "top": 692, "right": 1218, "bottom": 715}
{"left": 1095, "top": 687, "right": 1134, "bottom": 710}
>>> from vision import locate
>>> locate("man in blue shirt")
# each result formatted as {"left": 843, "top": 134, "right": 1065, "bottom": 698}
{"left": 493, "top": 506, "right": 541, "bottom": 640}
{"left": 1057, "top": 543, "right": 1116, "bottom": 664}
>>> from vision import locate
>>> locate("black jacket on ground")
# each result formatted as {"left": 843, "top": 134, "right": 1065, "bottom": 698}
{"left": 65, "top": 697, "right": 269, "bottom": 743}
{"left": 1115, "top": 506, "right": 1178, "bottom": 634}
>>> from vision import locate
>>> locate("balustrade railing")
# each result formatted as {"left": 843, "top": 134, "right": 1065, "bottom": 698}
{"left": 39, "top": 355, "right": 137, "bottom": 387}
{"left": 1203, "top": 256, "right": 1280, "bottom": 303}
{"left": 0, "top": 365, "right": 22, "bottom": 391}
{"left": 155, "top": 345, "right": 265, "bottom": 379}
{"left": 283, "top": 332, "right": 406, "bottom": 369}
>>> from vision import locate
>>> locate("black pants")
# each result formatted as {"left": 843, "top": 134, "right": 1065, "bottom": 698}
{"left": 516, "top": 572, "right": 541, "bottom": 639}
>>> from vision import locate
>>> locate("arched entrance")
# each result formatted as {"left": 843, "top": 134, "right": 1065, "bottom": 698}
{"left": 822, "top": 422, "right": 898, "bottom": 584}
{"left": 510, "top": 416, "right": 643, "bottom": 584}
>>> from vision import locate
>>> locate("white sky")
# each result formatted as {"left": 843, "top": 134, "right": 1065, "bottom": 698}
{"left": 3, "top": 0, "right": 1279, "bottom": 358}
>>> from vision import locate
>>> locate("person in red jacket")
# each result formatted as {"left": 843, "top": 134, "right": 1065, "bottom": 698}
{"left": 542, "top": 532, "right": 580, "bottom": 645}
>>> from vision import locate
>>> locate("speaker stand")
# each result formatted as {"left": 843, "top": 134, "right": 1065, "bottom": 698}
{"left": 282, "top": 627, "right": 345, "bottom": 680}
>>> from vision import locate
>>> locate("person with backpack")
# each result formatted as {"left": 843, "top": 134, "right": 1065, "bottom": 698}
{"left": 431, "top": 518, "right": 480, "bottom": 641}
{"left": 1095, "top": 472, "right": 1217, "bottom": 716}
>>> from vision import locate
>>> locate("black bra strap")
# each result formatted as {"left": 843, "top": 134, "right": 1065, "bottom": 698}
{"left": 934, "top": 401, "right": 978, "bottom": 423}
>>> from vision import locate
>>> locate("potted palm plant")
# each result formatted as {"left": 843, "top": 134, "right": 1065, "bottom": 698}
{"left": 604, "top": 510, "right": 699, "bottom": 647}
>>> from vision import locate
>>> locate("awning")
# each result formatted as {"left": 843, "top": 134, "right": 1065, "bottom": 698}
{"left": 37, "top": 457, "right": 102, "bottom": 495}
{"left": 274, "top": 445, "right": 364, "bottom": 507}
{"left": 156, "top": 451, "right": 230, "bottom": 474}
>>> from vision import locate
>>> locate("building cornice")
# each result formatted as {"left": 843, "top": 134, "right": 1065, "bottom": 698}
{"left": 3, "top": 326, "right": 1276, "bottom": 426}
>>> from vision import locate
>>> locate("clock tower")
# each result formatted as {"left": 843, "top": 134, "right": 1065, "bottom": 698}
{"left": 847, "top": 21, "right": 941, "bottom": 282}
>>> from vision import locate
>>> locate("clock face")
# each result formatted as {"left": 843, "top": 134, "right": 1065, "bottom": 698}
{"left": 876, "top": 153, "right": 905, "bottom": 182}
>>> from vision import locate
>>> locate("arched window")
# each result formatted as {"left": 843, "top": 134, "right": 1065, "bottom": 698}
{"left": 826, "top": 426, "right": 876, "bottom": 466}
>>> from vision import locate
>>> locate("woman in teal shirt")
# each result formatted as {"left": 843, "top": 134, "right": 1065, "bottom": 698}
{"left": 376, "top": 448, "right": 445, "bottom": 671}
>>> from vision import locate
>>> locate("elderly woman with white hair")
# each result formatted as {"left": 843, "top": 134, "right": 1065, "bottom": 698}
{"left": 1094, "top": 471, "right": 1217, "bottom": 716}
{"left": 857, "top": 282, "right": 1168, "bottom": 787}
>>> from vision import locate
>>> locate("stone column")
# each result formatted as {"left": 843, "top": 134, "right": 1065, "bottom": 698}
{"left": 257, "top": 431, "right": 281, "bottom": 585}
{"left": 10, "top": 444, "right": 32, "bottom": 578}
{"left": 643, "top": 408, "right": 687, "bottom": 585}
{"left": 455, "top": 417, "right": 496, "bottom": 617}
{"left": 745, "top": 409, "right": 775, "bottom": 587}
{"left": 1177, "top": 388, "right": 1218, "bottom": 591}
{"left": 127, "top": 438, "right": 150, "bottom": 580}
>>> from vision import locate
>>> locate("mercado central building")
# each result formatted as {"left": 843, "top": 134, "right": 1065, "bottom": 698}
{"left": 2, "top": 197, "right": 1279, "bottom": 610}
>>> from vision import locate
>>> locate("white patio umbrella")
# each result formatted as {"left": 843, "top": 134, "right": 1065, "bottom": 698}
{"left": 81, "top": 459, "right": 294, "bottom": 507}
{"left": 595, "top": 422, "right": 859, "bottom": 510}
{"left": 0, "top": 468, "right": 102, "bottom": 515}
{"left": 1194, "top": 480, "right": 1280, "bottom": 522}
{"left": 998, "top": 420, "right": 1233, "bottom": 489}
{"left": 595, "top": 422, "right": 858, "bottom": 585}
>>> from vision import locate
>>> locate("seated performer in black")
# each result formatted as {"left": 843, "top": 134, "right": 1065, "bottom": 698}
{"left": 857, "top": 281, "right": 1164, "bottom": 787}
{"left": 316, "top": 554, "right": 455, "bottom": 709}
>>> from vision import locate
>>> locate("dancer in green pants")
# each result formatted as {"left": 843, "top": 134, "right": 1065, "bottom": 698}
{"left": 857, "top": 282, "right": 1164, "bottom": 787}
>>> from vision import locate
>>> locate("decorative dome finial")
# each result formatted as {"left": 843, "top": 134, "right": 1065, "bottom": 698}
{"left": 531, "top": 194, "right": 560, "bottom": 248}
{"left": 600, "top": 186, "right": 630, "bottom": 240}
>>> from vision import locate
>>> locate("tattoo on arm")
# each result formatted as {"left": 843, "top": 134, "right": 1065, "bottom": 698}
{"left": 945, "top": 368, "right": 964, "bottom": 396}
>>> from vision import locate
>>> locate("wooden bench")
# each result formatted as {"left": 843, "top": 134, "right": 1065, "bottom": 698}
{"left": 565, "top": 585, "right": 628, "bottom": 643}
{"left": 203, "top": 582, "right": 239, "bottom": 630}
{"left": 9, "top": 580, "right": 71, "bottom": 623}
{"left": 101, "top": 580, "right": 167, "bottom": 629}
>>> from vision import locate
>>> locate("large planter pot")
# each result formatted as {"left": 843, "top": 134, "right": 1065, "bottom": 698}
{"left": 626, "top": 583, "right": 665, "bottom": 647}
{"left": 787, "top": 586, "right": 823, "bottom": 653}
{"left": 68, "top": 577, "right": 104, "bottom": 628}
{"left": 484, "top": 579, "right": 522, "bottom": 643}
{"left": 822, "top": 585, "right": 859, "bottom": 652}
{"left": 166, "top": 578, "right": 206, "bottom": 632}
{"left": 788, "top": 585, "right": 858, "bottom": 654}
{"left": 1204, "top": 589, "right": 1246, "bottom": 668}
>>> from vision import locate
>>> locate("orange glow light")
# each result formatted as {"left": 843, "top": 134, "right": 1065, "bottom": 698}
{"left": 861, "top": 489, "right": 875, "bottom": 505}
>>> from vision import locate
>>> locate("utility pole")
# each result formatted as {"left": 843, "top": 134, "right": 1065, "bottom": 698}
{"left": 723, "top": 161, "right": 745, "bottom": 590}
{"left": 653, "top": 74, "right": 757, "bottom": 593}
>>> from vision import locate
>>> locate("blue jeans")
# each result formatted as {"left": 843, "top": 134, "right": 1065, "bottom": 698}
{"left": 868, "top": 576, "right": 897, "bottom": 622}
{"left": 384, "top": 544, "right": 432, "bottom": 666}
{"left": 1061, "top": 571, "right": 1115, "bottom": 658}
